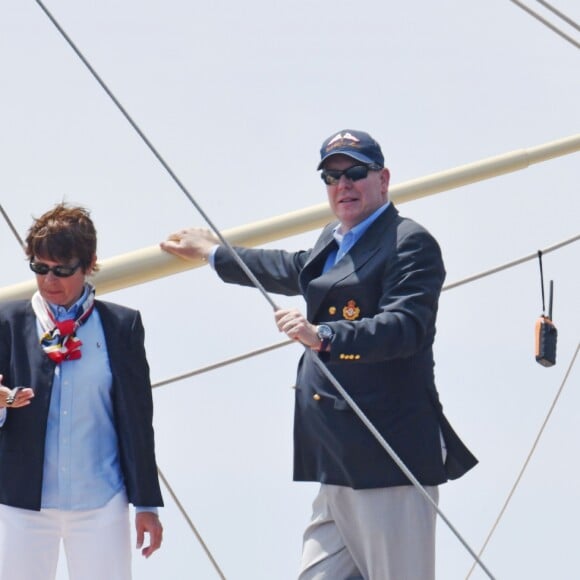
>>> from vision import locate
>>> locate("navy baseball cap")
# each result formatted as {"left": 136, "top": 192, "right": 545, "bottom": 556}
{"left": 317, "top": 130, "right": 384, "bottom": 169}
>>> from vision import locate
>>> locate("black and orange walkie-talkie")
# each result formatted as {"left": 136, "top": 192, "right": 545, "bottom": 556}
{"left": 535, "top": 250, "right": 557, "bottom": 367}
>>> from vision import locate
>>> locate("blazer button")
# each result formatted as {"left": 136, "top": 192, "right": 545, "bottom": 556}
{"left": 313, "top": 393, "right": 321, "bottom": 401}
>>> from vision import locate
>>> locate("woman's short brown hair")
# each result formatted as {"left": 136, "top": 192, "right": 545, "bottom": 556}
{"left": 25, "top": 203, "right": 99, "bottom": 273}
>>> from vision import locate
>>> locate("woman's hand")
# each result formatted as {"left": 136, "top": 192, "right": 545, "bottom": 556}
{"left": 0, "top": 375, "right": 34, "bottom": 409}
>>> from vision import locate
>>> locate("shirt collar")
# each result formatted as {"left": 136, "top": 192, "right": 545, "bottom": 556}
{"left": 48, "top": 284, "right": 91, "bottom": 321}
{"left": 332, "top": 201, "right": 390, "bottom": 244}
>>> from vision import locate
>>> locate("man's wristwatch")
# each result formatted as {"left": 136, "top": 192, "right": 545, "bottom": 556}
{"left": 316, "top": 324, "right": 334, "bottom": 352}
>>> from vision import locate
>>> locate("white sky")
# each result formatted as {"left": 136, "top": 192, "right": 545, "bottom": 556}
{"left": 1, "top": 1, "right": 579, "bottom": 579}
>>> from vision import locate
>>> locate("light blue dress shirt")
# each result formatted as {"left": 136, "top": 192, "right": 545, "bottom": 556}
{"left": 40, "top": 288, "right": 124, "bottom": 510}
{"left": 323, "top": 201, "right": 391, "bottom": 272}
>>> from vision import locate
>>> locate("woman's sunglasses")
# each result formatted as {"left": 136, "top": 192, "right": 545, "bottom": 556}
{"left": 29, "top": 260, "right": 82, "bottom": 278}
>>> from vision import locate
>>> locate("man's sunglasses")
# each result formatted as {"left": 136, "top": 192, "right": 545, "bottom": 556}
{"left": 320, "top": 163, "right": 382, "bottom": 186}
{"left": 29, "top": 260, "right": 82, "bottom": 278}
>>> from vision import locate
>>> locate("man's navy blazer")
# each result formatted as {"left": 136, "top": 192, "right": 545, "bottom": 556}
{"left": 0, "top": 299, "right": 163, "bottom": 510}
{"left": 215, "top": 204, "right": 477, "bottom": 488}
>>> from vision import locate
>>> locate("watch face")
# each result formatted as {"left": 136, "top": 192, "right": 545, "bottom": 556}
{"left": 318, "top": 325, "right": 333, "bottom": 340}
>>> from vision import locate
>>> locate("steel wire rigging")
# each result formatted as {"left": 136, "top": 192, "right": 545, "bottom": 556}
{"left": 157, "top": 470, "right": 227, "bottom": 579}
{"left": 29, "top": 2, "right": 499, "bottom": 576}
{"left": 509, "top": 0, "right": 580, "bottom": 49}
{"left": 10, "top": 0, "right": 578, "bottom": 574}
{"left": 536, "top": 0, "right": 580, "bottom": 32}
{"left": 465, "top": 342, "right": 580, "bottom": 579}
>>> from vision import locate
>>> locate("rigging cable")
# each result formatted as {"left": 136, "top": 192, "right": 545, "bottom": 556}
{"left": 153, "top": 339, "right": 293, "bottom": 390}
{"left": 10, "top": 0, "right": 580, "bottom": 573}
{"left": 444, "top": 233, "right": 579, "bottom": 291}
{"left": 157, "top": 470, "right": 227, "bottom": 580}
{"left": 0, "top": 204, "right": 26, "bottom": 249}
{"left": 465, "top": 341, "right": 580, "bottom": 579}
{"left": 30, "top": 5, "right": 496, "bottom": 577}
{"left": 536, "top": 0, "right": 580, "bottom": 32}
{"left": 33, "top": 0, "right": 580, "bottom": 575}
{"left": 32, "top": 0, "right": 277, "bottom": 313}
{"left": 508, "top": 0, "right": 580, "bottom": 49}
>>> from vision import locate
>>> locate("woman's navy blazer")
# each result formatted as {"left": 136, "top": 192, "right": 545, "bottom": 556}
{"left": 0, "top": 299, "right": 163, "bottom": 510}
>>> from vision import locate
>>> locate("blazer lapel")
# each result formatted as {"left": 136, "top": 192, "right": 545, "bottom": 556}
{"left": 299, "top": 225, "right": 338, "bottom": 289}
{"left": 94, "top": 302, "right": 120, "bottom": 372}
{"left": 23, "top": 305, "right": 54, "bottom": 374}
{"left": 303, "top": 204, "right": 399, "bottom": 319}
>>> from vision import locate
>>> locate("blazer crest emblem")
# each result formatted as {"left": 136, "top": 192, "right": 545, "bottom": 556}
{"left": 342, "top": 299, "right": 360, "bottom": 321}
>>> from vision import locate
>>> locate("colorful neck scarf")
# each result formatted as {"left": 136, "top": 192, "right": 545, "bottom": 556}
{"left": 31, "top": 285, "right": 96, "bottom": 364}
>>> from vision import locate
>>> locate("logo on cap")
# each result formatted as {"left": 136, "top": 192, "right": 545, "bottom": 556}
{"left": 326, "top": 132, "right": 361, "bottom": 152}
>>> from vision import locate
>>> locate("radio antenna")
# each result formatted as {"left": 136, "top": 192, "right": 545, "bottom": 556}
{"left": 538, "top": 250, "right": 546, "bottom": 315}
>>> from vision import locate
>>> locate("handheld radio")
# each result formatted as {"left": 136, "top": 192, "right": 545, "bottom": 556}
{"left": 534, "top": 251, "right": 557, "bottom": 367}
